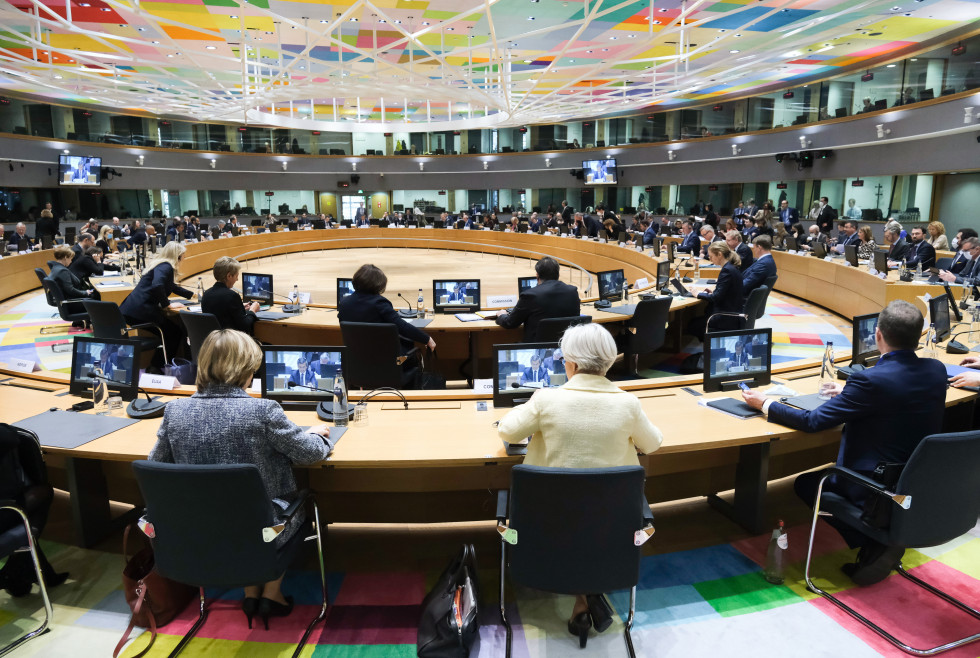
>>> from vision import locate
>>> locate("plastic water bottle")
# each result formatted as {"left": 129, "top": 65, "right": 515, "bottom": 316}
{"left": 916, "top": 261, "right": 923, "bottom": 278}
{"left": 333, "top": 374, "right": 348, "bottom": 427}
{"left": 196, "top": 277, "right": 204, "bottom": 302}
{"left": 622, "top": 279, "right": 629, "bottom": 303}
{"left": 818, "top": 342, "right": 836, "bottom": 399}
{"left": 923, "top": 323, "right": 938, "bottom": 359}
{"left": 293, "top": 284, "right": 303, "bottom": 311}
{"left": 764, "top": 520, "right": 788, "bottom": 584}
{"left": 692, "top": 254, "right": 700, "bottom": 280}
{"left": 417, "top": 288, "right": 424, "bottom": 319}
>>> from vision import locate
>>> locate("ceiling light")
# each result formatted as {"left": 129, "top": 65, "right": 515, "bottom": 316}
{"left": 100, "top": 7, "right": 110, "bottom": 11}
{"left": 206, "top": 45, "right": 216, "bottom": 50}
{"left": 527, "top": 16, "right": 535, "bottom": 20}
{"left": 320, "top": 20, "right": 328, "bottom": 23}
{"left": 886, "top": 64, "right": 896, "bottom": 67}
{"left": 422, "top": 21, "right": 429, "bottom": 25}
{"left": 379, "top": 19, "right": 386, "bottom": 23}
{"left": 54, "top": 74, "right": 62, "bottom": 79}
{"left": 79, "top": 2, "right": 90, "bottom": 6}
{"left": 734, "top": 33, "right": 741, "bottom": 37}
{"left": 350, "top": 17, "right": 357, "bottom": 21}
{"left": 610, "top": 36, "right": 618, "bottom": 40}
{"left": 151, "top": 40, "right": 159, "bottom": 44}
{"left": 730, "top": 50, "right": 740, "bottom": 54}
{"left": 230, "top": 15, "right": 237, "bottom": 19}
{"left": 394, "top": 20, "right": 401, "bottom": 23}
{"left": 653, "top": 20, "right": 661, "bottom": 24}
{"left": 446, "top": 27, "right": 454, "bottom": 31}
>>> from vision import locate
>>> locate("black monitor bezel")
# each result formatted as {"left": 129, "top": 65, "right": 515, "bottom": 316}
{"left": 873, "top": 249, "right": 889, "bottom": 272}
{"left": 259, "top": 345, "right": 348, "bottom": 403}
{"left": 844, "top": 243, "right": 859, "bottom": 267}
{"left": 651, "top": 236, "right": 661, "bottom": 257}
{"left": 69, "top": 336, "right": 141, "bottom": 401}
{"left": 596, "top": 269, "right": 626, "bottom": 301}
{"left": 928, "top": 294, "right": 951, "bottom": 342}
{"left": 58, "top": 154, "right": 102, "bottom": 187}
{"left": 433, "top": 279, "right": 481, "bottom": 313}
{"left": 241, "top": 272, "right": 274, "bottom": 305}
{"left": 851, "top": 312, "right": 881, "bottom": 367}
{"left": 702, "top": 328, "right": 773, "bottom": 393}
{"left": 581, "top": 158, "right": 618, "bottom": 185}
{"left": 492, "top": 341, "right": 561, "bottom": 408}
{"left": 666, "top": 239, "right": 675, "bottom": 262}
{"left": 811, "top": 241, "right": 827, "bottom": 259}
{"left": 517, "top": 276, "right": 538, "bottom": 293}
{"left": 336, "top": 277, "right": 355, "bottom": 304}
{"left": 657, "top": 260, "right": 671, "bottom": 289}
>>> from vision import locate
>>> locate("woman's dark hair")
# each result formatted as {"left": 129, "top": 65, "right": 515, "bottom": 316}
{"left": 352, "top": 264, "right": 387, "bottom": 294}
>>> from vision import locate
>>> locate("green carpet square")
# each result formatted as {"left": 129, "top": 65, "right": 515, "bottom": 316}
{"left": 693, "top": 570, "right": 803, "bottom": 617}
{"left": 311, "top": 645, "right": 417, "bottom": 657}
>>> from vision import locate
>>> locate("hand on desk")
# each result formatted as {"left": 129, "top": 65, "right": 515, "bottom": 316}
{"left": 741, "top": 389, "right": 767, "bottom": 410}
{"left": 169, "top": 302, "right": 186, "bottom": 310}
{"left": 246, "top": 301, "right": 260, "bottom": 313}
{"left": 939, "top": 270, "right": 957, "bottom": 283}
{"left": 959, "top": 356, "right": 980, "bottom": 369}
{"left": 950, "top": 371, "right": 980, "bottom": 388}
{"left": 308, "top": 424, "right": 331, "bottom": 438}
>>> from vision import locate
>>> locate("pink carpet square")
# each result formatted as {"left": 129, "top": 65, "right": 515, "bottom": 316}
{"left": 313, "top": 604, "right": 420, "bottom": 645}
{"left": 332, "top": 572, "right": 426, "bottom": 606}
{"left": 158, "top": 599, "right": 325, "bottom": 644}
{"left": 733, "top": 521, "right": 849, "bottom": 568}
{"left": 810, "top": 560, "right": 980, "bottom": 657}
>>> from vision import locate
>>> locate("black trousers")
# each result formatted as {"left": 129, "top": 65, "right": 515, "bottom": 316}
{"left": 794, "top": 469, "right": 875, "bottom": 549}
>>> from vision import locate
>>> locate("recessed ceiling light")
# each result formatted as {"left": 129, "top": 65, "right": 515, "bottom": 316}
{"left": 422, "top": 21, "right": 429, "bottom": 25}
{"left": 653, "top": 20, "right": 661, "bottom": 24}
{"left": 320, "top": 19, "right": 328, "bottom": 23}
{"left": 446, "top": 27, "right": 454, "bottom": 30}
{"left": 610, "top": 36, "right": 617, "bottom": 40}
{"left": 167, "top": 54, "right": 174, "bottom": 57}
{"left": 151, "top": 40, "right": 159, "bottom": 44}
{"left": 734, "top": 33, "right": 741, "bottom": 37}
{"left": 527, "top": 16, "right": 534, "bottom": 20}
{"left": 394, "top": 19, "right": 401, "bottom": 23}
{"left": 54, "top": 74, "right": 62, "bottom": 79}
{"left": 349, "top": 17, "right": 357, "bottom": 22}
{"left": 79, "top": 2, "right": 90, "bottom": 6}
{"left": 730, "top": 49, "right": 740, "bottom": 53}
{"left": 206, "top": 45, "right": 216, "bottom": 49}
{"left": 886, "top": 63, "right": 896, "bottom": 67}
{"left": 585, "top": 50, "right": 592, "bottom": 53}
{"left": 379, "top": 19, "right": 386, "bottom": 23}
{"left": 230, "top": 15, "right": 237, "bottom": 19}
{"left": 100, "top": 7, "right": 110, "bottom": 11}
{"left": 627, "top": 34, "right": 635, "bottom": 38}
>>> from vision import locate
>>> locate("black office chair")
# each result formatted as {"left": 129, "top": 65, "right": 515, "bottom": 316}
{"left": 178, "top": 311, "right": 221, "bottom": 363}
{"left": 40, "top": 278, "right": 88, "bottom": 334}
{"left": 763, "top": 274, "right": 778, "bottom": 292}
{"left": 340, "top": 321, "right": 420, "bottom": 389}
{"left": 82, "top": 300, "right": 168, "bottom": 365}
{"left": 935, "top": 257, "right": 954, "bottom": 271}
{"left": 623, "top": 297, "right": 671, "bottom": 375}
{"left": 496, "top": 465, "right": 654, "bottom": 657}
{"left": 706, "top": 285, "right": 769, "bottom": 333}
{"left": 132, "top": 461, "right": 329, "bottom": 658}
{"left": 33, "top": 267, "right": 47, "bottom": 286}
{"left": 803, "top": 430, "right": 980, "bottom": 655}
{"left": 0, "top": 425, "right": 55, "bottom": 656}
{"left": 536, "top": 315, "right": 592, "bottom": 342}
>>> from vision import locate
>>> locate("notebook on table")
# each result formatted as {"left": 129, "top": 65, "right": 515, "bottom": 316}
{"left": 605, "top": 304, "right": 637, "bottom": 316}
{"left": 782, "top": 393, "right": 828, "bottom": 412}
{"left": 702, "top": 397, "right": 761, "bottom": 418}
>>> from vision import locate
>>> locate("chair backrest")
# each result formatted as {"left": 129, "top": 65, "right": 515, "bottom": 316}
{"left": 742, "top": 285, "right": 770, "bottom": 328}
{"left": 935, "top": 257, "right": 953, "bottom": 271}
{"left": 34, "top": 267, "right": 47, "bottom": 286}
{"left": 508, "top": 465, "right": 647, "bottom": 594}
{"left": 0, "top": 424, "right": 47, "bottom": 503}
{"left": 627, "top": 296, "right": 671, "bottom": 353}
{"left": 132, "top": 461, "right": 282, "bottom": 588}
{"left": 82, "top": 300, "right": 128, "bottom": 339}
{"left": 890, "top": 430, "right": 980, "bottom": 548}
{"left": 40, "top": 278, "right": 80, "bottom": 324}
{"left": 340, "top": 321, "right": 405, "bottom": 389}
{"left": 763, "top": 274, "right": 778, "bottom": 291}
{"left": 179, "top": 311, "right": 221, "bottom": 363}
{"left": 536, "top": 315, "right": 592, "bottom": 342}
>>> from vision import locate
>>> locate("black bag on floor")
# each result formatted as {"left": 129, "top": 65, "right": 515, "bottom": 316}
{"left": 420, "top": 372, "right": 447, "bottom": 390}
{"left": 417, "top": 544, "right": 480, "bottom": 658}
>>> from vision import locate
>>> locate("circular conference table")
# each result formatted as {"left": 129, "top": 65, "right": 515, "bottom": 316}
{"left": 0, "top": 228, "right": 972, "bottom": 548}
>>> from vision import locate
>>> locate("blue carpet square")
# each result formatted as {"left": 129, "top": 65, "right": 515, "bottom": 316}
{"left": 609, "top": 584, "right": 719, "bottom": 628}
{"left": 636, "top": 544, "right": 762, "bottom": 589}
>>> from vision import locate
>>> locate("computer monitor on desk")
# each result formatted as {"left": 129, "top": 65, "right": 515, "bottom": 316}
{"left": 433, "top": 279, "right": 481, "bottom": 313}
{"left": 597, "top": 269, "right": 626, "bottom": 302}
{"left": 928, "top": 294, "right": 951, "bottom": 343}
{"left": 242, "top": 272, "right": 273, "bottom": 307}
{"left": 336, "top": 277, "right": 355, "bottom": 304}
{"left": 518, "top": 277, "right": 538, "bottom": 294}
{"left": 69, "top": 336, "right": 140, "bottom": 401}
{"left": 702, "top": 328, "right": 772, "bottom": 392}
{"left": 873, "top": 250, "right": 889, "bottom": 272}
{"left": 844, "top": 244, "right": 859, "bottom": 267}
{"left": 259, "top": 346, "right": 346, "bottom": 403}
{"left": 493, "top": 342, "right": 561, "bottom": 408}
{"left": 851, "top": 312, "right": 880, "bottom": 367}
{"left": 650, "top": 236, "right": 661, "bottom": 257}
{"left": 811, "top": 241, "right": 827, "bottom": 259}
{"left": 666, "top": 239, "right": 675, "bottom": 263}
{"left": 657, "top": 260, "right": 671, "bottom": 291}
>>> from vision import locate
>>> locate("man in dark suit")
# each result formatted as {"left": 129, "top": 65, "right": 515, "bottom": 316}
{"left": 742, "top": 300, "right": 947, "bottom": 586}
{"left": 676, "top": 220, "right": 701, "bottom": 254}
{"left": 288, "top": 357, "right": 318, "bottom": 389}
{"left": 883, "top": 223, "right": 910, "bottom": 263}
{"left": 495, "top": 257, "right": 580, "bottom": 341}
{"left": 744, "top": 198, "right": 759, "bottom": 219}
{"left": 698, "top": 226, "right": 724, "bottom": 258}
{"left": 519, "top": 354, "right": 551, "bottom": 386}
{"left": 354, "top": 203, "right": 366, "bottom": 225}
{"left": 9, "top": 223, "right": 34, "bottom": 252}
{"left": 726, "top": 230, "right": 754, "bottom": 272}
{"left": 741, "top": 235, "right": 777, "bottom": 295}
{"left": 72, "top": 232, "right": 96, "bottom": 261}
{"left": 728, "top": 342, "right": 750, "bottom": 368}
{"left": 903, "top": 226, "right": 936, "bottom": 270}
{"left": 777, "top": 200, "right": 799, "bottom": 228}
{"left": 836, "top": 220, "right": 861, "bottom": 249}
{"left": 816, "top": 196, "right": 837, "bottom": 235}
{"left": 939, "top": 237, "right": 980, "bottom": 284}
{"left": 201, "top": 256, "right": 259, "bottom": 335}
{"left": 560, "top": 200, "right": 574, "bottom": 224}
{"left": 947, "top": 229, "right": 978, "bottom": 273}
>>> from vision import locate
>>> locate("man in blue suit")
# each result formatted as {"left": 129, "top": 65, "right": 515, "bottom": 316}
{"left": 940, "top": 237, "right": 980, "bottom": 284}
{"left": 777, "top": 200, "right": 799, "bottom": 228}
{"left": 836, "top": 220, "right": 862, "bottom": 249}
{"left": 741, "top": 235, "right": 777, "bottom": 295}
{"left": 288, "top": 357, "right": 318, "bottom": 389}
{"left": 676, "top": 220, "right": 701, "bottom": 254}
{"left": 741, "top": 301, "right": 948, "bottom": 586}
{"left": 519, "top": 354, "right": 551, "bottom": 386}
{"left": 903, "top": 226, "right": 936, "bottom": 270}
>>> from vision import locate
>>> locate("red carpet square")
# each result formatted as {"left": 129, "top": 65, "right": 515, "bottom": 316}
{"left": 332, "top": 572, "right": 426, "bottom": 606}
{"left": 787, "top": 333, "right": 826, "bottom": 346}
{"left": 159, "top": 599, "right": 326, "bottom": 644}
{"left": 314, "top": 605, "right": 420, "bottom": 645}
{"left": 810, "top": 560, "right": 980, "bottom": 657}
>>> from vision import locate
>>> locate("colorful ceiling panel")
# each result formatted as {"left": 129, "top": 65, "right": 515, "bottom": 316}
{"left": 0, "top": 0, "right": 975, "bottom": 131}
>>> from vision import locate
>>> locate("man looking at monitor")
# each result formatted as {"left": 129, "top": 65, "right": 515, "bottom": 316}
{"left": 519, "top": 354, "right": 551, "bottom": 387}
{"left": 741, "top": 235, "right": 776, "bottom": 295}
{"left": 741, "top": 300, "right": 947, "bottom": 586}
{"left": 288, "top": 357, "right": 318, "bottom": 389}
{"left": 495, "top": 256, "right": 580, "bottom": 341}
{"left": 201, "top": 256, "right": 259, "bottom": 335}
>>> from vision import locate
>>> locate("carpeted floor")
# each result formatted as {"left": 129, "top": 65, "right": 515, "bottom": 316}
{"left": 2, "top": 519, "right": 978, "bottom": 657}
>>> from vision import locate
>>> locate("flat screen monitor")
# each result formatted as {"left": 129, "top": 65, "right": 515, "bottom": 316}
{"left": 657, "top": 260, "right": 671, "bottom": 289}
{"left": 259, "top": 346, "right": 346, "bottom": 403}
{"left": 666, "top": 239, "right": 675, "bottom": 263}
{"left": 650, "top": 236, "right": 661, "bottom": 257}
{"left": 518, "top": 276, "right": 538, "bottom": 293}
{"left": 851, "top": 312, "right": 880, "bottom": 366}
{"left": 582, "top": 158, "right": 617, "bottom": 185}
{"left": 844, "top": 244, "right": 859, "bottom": 267}
{"left": 336, "top": 277, "right": 355, "bottom": 303}
{"left": 433, "top": 279, "right": 480, "bottom": 313}
{"left": 58, "top": 154, "right": 101, "bottom": 186}
{"left": 492, "top": 342, "right": 562, "bottom": 408}
{"left": 597, "top": 269, "right": 626, "bottom": 301}
{"left": 702, "top": 328, "right": 773, "bottom": 393}
{"left": 811, "top": 241, "right": 827, "bottom": 259}
{"left": 241, "top": 272, "right": 273, "bottom": 306}
{"left": 69, "top": 336, "right": 140, "bottom": 401}
{"left": 873, "top": 250, "right": 889, "bottom": 272}
{"left": 785, "top": 236, "right": 798, "bottom": 251}
{"left": 928, "top": 294, "right": 951, "bottom": 343}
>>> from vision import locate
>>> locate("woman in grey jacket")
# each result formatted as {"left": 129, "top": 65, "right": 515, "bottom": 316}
{"left": 149, "top": 329, "right": 332, "bottom": 629}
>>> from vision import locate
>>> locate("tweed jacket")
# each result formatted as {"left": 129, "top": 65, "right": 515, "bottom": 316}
{"left": 497, "top": 373, "right": 663, "bottom": 468}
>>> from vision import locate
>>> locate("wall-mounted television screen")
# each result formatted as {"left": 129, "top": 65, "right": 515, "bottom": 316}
{"left": 59, "top": 155, "right": 101, "bottom": 186}
{"left": 582, "top": 159, "right": 617, "bottom": 185}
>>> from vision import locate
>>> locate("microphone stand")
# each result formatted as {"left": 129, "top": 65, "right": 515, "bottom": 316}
{"left": 258, "top": 288, "right": 302, "bottom": 314}
{"left": 87, "top": 369, "right": 166, "bottom": 418}
{"left": 286, "top": 381, "right": 355, "bottom": 421}
{"left": 396, "top": 292, "right": 418, "bottom": 318}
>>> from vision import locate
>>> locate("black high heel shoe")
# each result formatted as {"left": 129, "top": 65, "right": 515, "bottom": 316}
{"left": 242, "top": 597, "right": 260, "bottom": 629}
{"left": 586, "top": 594, "right": 614, "bottom": 633}
{"left": 568, "top": 611, "right": 592, "bottom": 648}
{"left": 257, "top": 596, "right": 294, "bottom": 630}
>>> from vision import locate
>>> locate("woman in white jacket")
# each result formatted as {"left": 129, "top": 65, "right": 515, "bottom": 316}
{"left": 497, "top": 322, "right": 663, "bottom": 648}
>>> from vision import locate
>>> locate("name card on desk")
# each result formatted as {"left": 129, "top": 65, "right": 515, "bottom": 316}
{"left": 8, "top": 358, "right": 39, "bottom": 374}
{"left": 473, "top": 378, "right": 493, "bottom": 394}
{"left": 488, "top": 294, "right": 519, "bottom": 307}
{"left": 139, "top": 373, "right": 178, "bottom": 390}
{"left": 634, "top": 277, "right": 649, "bottom": 289}
{"left": 824, "top": 256, "right": 834, "bottom": 262}
{"left": 288, "top": 291, "right": 312, "bottom": 304}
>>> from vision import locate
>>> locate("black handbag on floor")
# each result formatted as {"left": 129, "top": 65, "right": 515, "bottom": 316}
{"left": 417, "top": 544, "right": 480, "bottom": 658}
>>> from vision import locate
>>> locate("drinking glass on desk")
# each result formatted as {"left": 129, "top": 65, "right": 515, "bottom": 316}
{"left": 971, "top": 307, "right": 980, "bottom": 344}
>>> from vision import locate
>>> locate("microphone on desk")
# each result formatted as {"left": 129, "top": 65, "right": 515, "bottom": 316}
{"left": 286, "top": 381, "right": 355, "bottom": 421}
{"left": 258, "top": 288, "right": 301, "bottom": 314}
{"left": 87, "top": 370, "right": 166, "bottom": 418}
{"left": 396, "top": 293, "right": 418, "bottom": 318}
{"left": 942, "top": 329, "right": 976, "bottom": 355}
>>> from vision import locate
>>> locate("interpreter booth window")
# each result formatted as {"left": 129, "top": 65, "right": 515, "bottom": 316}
{"left": 837, "top": 177, "right": 894, "bottom": 222}
{"left": 342, "top": 196, "right": 367, "bottom": 221}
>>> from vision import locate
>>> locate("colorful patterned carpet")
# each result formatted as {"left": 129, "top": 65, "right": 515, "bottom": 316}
{"left": 2, "top": 520, "right": 978, "bottom": 657}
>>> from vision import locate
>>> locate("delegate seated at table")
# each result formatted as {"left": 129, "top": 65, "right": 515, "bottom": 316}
{"left": 519, "top": 355, "right": 551, "bottom": 387}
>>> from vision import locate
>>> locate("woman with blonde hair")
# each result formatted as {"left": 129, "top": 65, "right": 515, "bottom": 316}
{"left": 149, "top": 329, "right": 332, "bottom": 629}
{"left": 497, "top": 323, "right": 662, "bottom": 646}
{"left": 857, "top": 226, "right": 878, "bottom": 260}
{"left": 119, "top": 241, "right": 195, "bottom": 365}
{"left": 96, "top": 225, "right": 117, "bottom": 255}
{"left": 690, "top": 241, "right": 745, "bottom": 337}
{"left": 926, "top": 221, "right": 949, "bottom": 250}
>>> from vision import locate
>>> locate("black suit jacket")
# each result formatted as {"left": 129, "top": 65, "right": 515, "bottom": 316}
{"left": 201, "top": 281, "right": 257, "bottom": 335}
{"left": 36, "top": 215, "right": 59, "bottom": 238}
{"left": 904, "top": 240, "right": 936, "bottom": 269}
{"left": 10, "top": 233, "right": 33, "bottom": 251}
{"left": 495, "top": 279, "right": 581, "bottom": 341}
{"left": 561, "top": 206, "right": 574, "bottom": 222}
{"left": 736, "top": 242, "right": 754, "bottom": 272}
{"left": 949, "top": 252, "right": 969, "bottom": 274}
{"left": 119, "top": 262, "right": 193, "bottom": 323}
{"left": 69, "top": 254, "right": 116, "bottom": 286}
{"left": 337, "top": 290, "right": 430, "bottom": 346}
{"left": 697, "top": 262, "right": 745, "bottom": 330}
{"left": 887, "top": 237, "right": 910, "bottom": 261}
{"left": 816, "top": 205, "right": 837, "bottom": 233}
{"left": 46, "top": 261, "right": 90, "bottom": 299}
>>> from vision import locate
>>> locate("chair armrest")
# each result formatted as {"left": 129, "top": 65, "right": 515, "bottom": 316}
{"left": 61, "top": 297, "right": 90, "bottom": 306}
{"left": 127, "top": 322, "right": 161, "bottom": 332}
{"left": 395, "top": 346, "right": 419, "bottom": 366}
{"left": 706, "top": 312, "right": 747, "bottom": 331}
{"left": 281, "top": 490, "right": 312, "bottom": 525}
{"left": 820, "top": 465, "right": 911, "bottom": 509}
{"left": 495, "top": 490, "right": 509, "bottom": 523}
{"left": 641, "top": 498, "right": 654, "bottom": 526}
